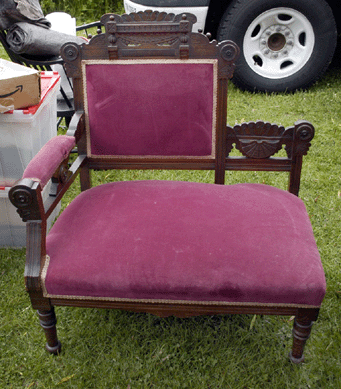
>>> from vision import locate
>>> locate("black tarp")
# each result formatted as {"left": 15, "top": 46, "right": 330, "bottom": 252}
{"left": 1, "top": 1, "right": 85, "bottom": 57}
{"left": 6, "top": 22, "right": 85, "bottom": 56}
{"left": 0, "top": 0, "right": 51, "bottom": 30}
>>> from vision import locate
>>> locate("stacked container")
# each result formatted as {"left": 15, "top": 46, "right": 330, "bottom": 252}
{"left": 0, "top": 72, "right": 61, "bottom": 247}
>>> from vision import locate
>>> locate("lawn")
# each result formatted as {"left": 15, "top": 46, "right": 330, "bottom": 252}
{"left": 1, "top": 9, "right": 341, "bottom": 389}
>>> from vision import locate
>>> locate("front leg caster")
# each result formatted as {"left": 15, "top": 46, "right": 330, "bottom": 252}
{"left": 37, "top": 308, "right": 62, "bottom": 355}
{"left": 289, "top": 350, "right": 305, "bottom": 364}
{"left": 289, "top": 316, "right": 314, "bottom": 364}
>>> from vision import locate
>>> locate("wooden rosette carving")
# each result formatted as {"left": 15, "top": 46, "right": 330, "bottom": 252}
{"left": 227, "top": 121, "right": 287, "bottom": 159}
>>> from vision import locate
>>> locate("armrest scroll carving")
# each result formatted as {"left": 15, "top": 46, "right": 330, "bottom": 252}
{"left": 292, "top": 121, "right": 315, "bottom": 157}
{"left": 9, "top": 179, "right": 44, "bottom": 222}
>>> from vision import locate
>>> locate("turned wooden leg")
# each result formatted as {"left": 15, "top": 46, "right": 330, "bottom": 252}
{"left": 37, "top": 308, "right": 62, "bottom": 354}
{"left": 289, "top": 314, "right": 315, "bottom": 364}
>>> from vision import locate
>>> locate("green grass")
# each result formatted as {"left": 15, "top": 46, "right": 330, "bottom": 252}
{"left": 40, "top": 0, "right": 125, "bottom": 23}
{"left": 1, "top": 29, "right": 341, "bottom": 389}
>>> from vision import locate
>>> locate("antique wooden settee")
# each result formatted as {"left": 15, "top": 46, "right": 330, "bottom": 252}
{"left": 9, "top": 11, "right": 325, "bottom": 363}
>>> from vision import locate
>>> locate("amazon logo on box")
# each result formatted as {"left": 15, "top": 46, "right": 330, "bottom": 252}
{"left": 0, "top": 59, "right": 41, "bottom": 113}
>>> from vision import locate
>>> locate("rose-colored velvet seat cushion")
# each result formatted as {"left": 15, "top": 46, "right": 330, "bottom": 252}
{"left": 43, "top": 181, "right": 325, "bottom": 307}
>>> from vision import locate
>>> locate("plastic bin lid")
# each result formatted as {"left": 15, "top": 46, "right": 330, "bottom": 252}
{"left": 5, "top": 71, "right": 61, "bottom": 115}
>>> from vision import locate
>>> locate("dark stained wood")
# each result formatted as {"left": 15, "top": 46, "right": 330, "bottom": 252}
{"left": 8, "top": 11, "right": 320, "bottom": 363}
{"left": 226, "top": 120, "right": 314, "bottom": 196}
{"left": 288, "top": 120, "right": 315, "bottom": 195}
{"left": 24, "top": 221, "right": 45, "bottom": 292}
{"left": 37, "top": 309, "right": 62, "bottom": 354}
{"left": 61, "top": 11, "right": 239, "bottom": 183}
{"left": 66, "top": 112, "right": 92, "bottom": 191}
{"left": 290, "top": 308, "right": 320, "bottom": 363}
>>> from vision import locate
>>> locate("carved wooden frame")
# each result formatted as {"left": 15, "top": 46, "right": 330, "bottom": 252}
{"left": 8, "top": 11, "right": 321, "bottom": 363}
{"left": 60, "top": 11, "right": 239, "bottom": 185}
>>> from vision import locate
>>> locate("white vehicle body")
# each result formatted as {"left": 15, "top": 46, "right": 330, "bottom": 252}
{"left": 124, "top": 0, "right": 208, "bottom": 32}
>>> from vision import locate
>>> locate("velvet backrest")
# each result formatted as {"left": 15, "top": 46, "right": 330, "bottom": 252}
{"left": 83, "top": 60, "right": 217, "bottom": 158}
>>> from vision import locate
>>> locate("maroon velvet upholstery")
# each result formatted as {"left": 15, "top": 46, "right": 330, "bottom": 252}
{"left": 84, "top": 61, "right": 216, "bottom": 157}
{"left": 23, "top": 135, "right": 76, "bottom": 188}
{"left": 43, "top": 180, "right": 325, "bottom": 307}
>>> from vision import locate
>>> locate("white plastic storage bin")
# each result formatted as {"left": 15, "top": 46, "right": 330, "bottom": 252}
{"left": 0, "top": 181, "right": 61, "bottom": 248}
{"left": 0, "top": 72, "right": 60, "bottom": 187}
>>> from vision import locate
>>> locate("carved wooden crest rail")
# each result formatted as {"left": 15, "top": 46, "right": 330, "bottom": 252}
{"left": 102, "top": 11, "right": 196, "bottom": 59}
{"left": 61, "top": 11, "right": 239, "bottom": 83}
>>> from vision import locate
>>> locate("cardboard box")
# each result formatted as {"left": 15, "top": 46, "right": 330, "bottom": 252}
{"left": 0, "top": 59, "right": 41, "bottom": 113}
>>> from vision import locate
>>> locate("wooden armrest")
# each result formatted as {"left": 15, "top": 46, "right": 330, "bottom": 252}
{"left": 9, "top": 155, "right": 86, "bottom": 222}
{"left": 9, "top": 112, "right": 86, "bottom": 223}
{"left": 22, "top": 136, "right": 76, "bottom": 190}
{"left": 9, "top": 155, "right": 86, "bottom": 294}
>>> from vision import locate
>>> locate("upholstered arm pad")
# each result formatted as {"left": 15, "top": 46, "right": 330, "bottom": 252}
{"left": 22, "top": 135, "right": 76, "bottom": 189}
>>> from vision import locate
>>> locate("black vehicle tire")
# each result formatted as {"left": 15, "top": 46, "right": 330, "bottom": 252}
{"left": 217, "top": 0, "right": 337, "bottom": 92}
